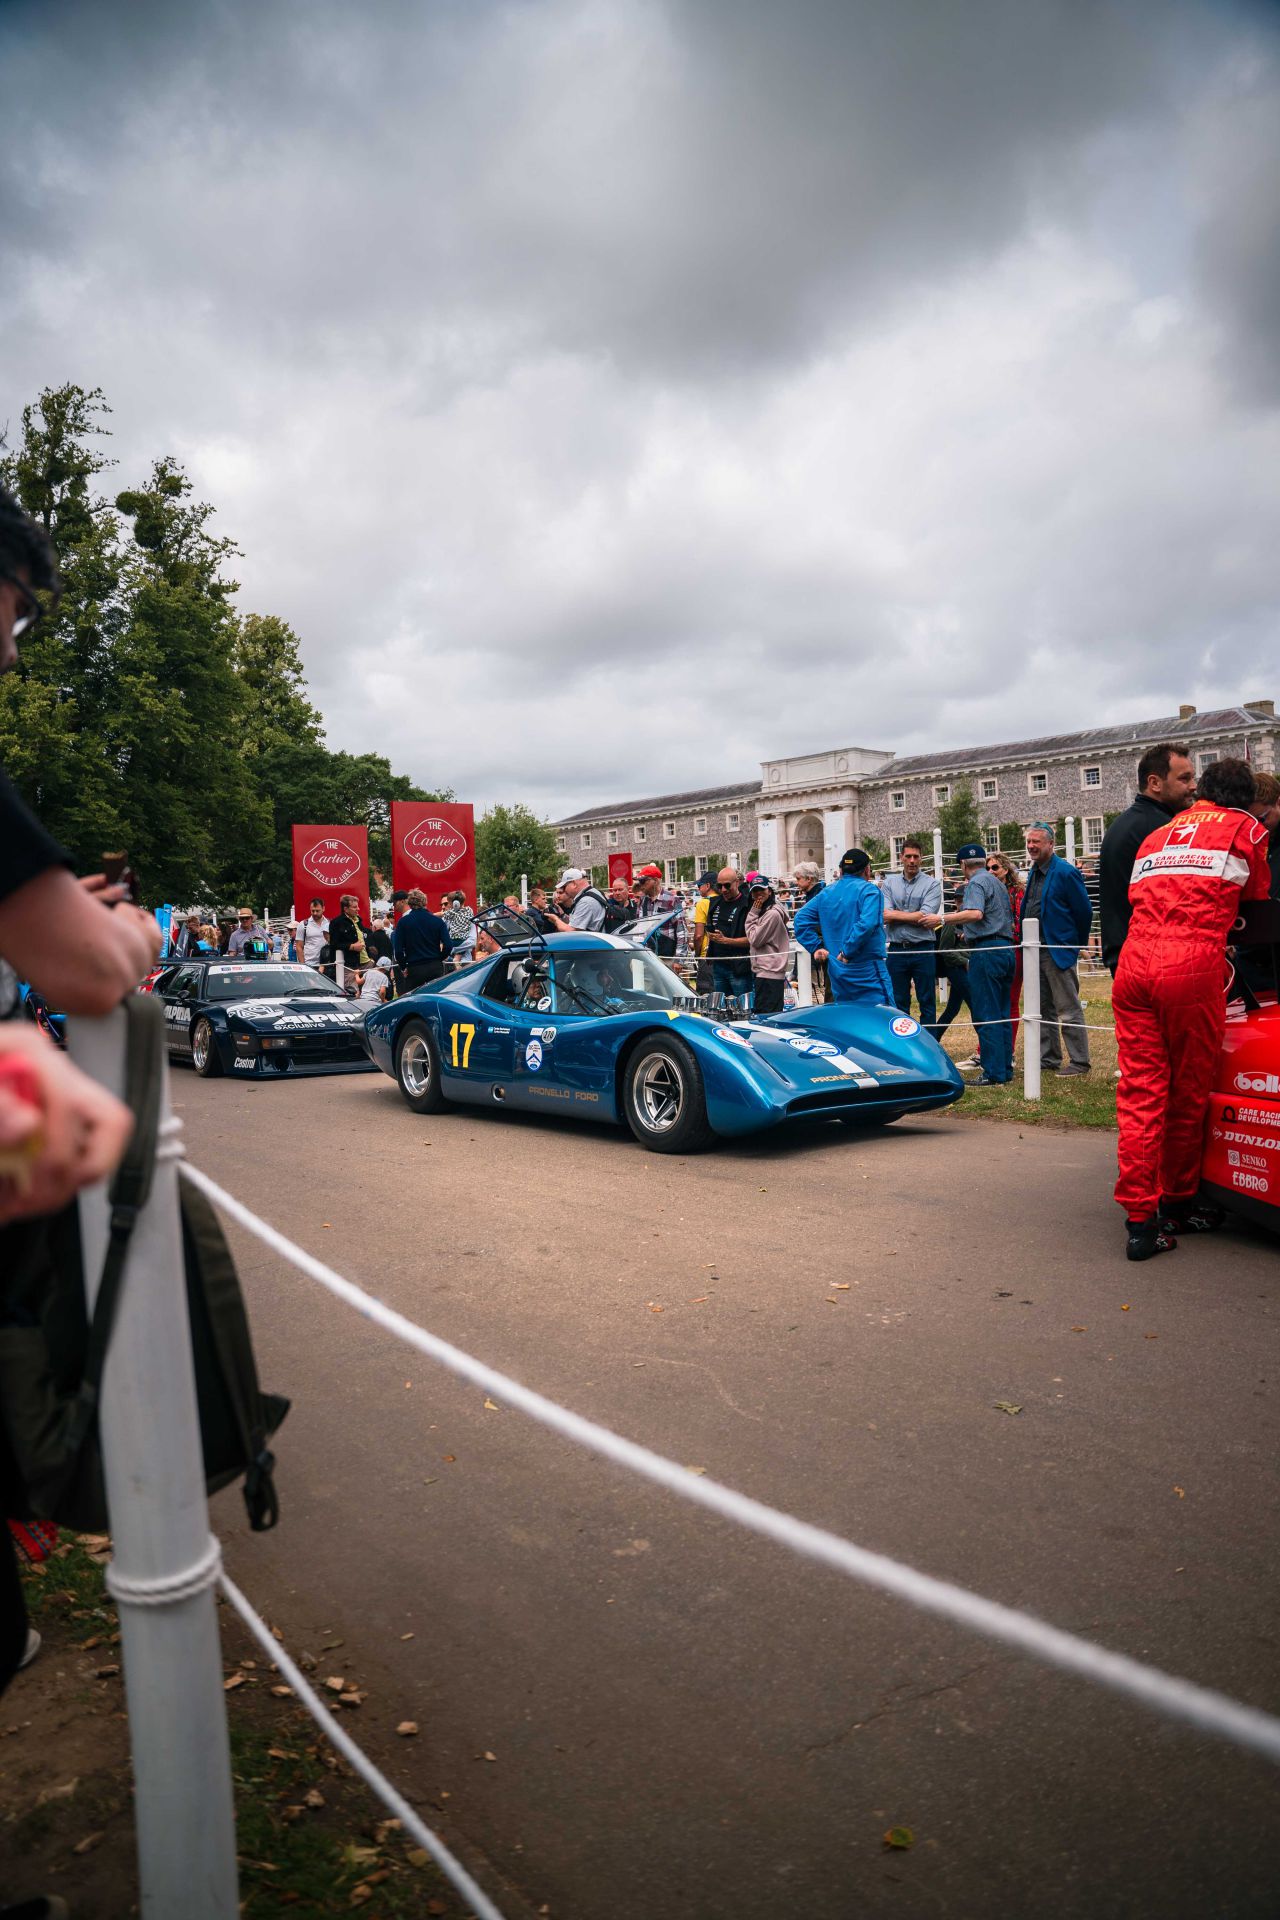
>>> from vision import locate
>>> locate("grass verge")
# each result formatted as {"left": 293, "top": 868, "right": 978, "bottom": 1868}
{"left": 935, "top": 970, "right": 1119, "bottom": 1131}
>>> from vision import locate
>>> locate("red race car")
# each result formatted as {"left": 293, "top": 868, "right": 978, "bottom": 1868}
{"left": 1201, "top": 901, "right": 1280, "bottom": 1230}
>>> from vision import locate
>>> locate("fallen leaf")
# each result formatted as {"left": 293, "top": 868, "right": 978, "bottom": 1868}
{"left": 35, "top": 1779, "right": 79, "bottom": 1807}
{"left": 483, "top": 1397, "right": 500, "bottom": 1411}
{"left": 397, "top": 1721, "right": 419, "bottom": 1737}
{"left": 690, "top": 1295, "right": 709, "bottom": 1303}
{"left": 374, "top": 1818, "right": 402, "bottom": 1843}
{"left": 342, "top": 1844, "right": 378, "bottom": 1867}
{"left": 405, "top": 1846, "right": 431, "bottom": 1868}
{"left": 883, "top": 1825, "right": 914, "bottom": 1850}
{"left": 685, "top": 1465, "right": 707, "bottom": 1475}
{"left": 239, "top": 1659, "right": 257, "bottom": 1670}
{"left": 482, "top": 1750, "right": 497, "bottom": 1761}
{"left": 267, "top": 1748, "right": 290, "bottom": 1761}
{"left": 834, "top": 1283, "right": 851, "bottom": 1290}
{"left": 79, "top": 1636, "right": 102, "bottom": 1651}
{"left": 1144, "top": 1332, "right": 1158, "bottom": 1340}
{"left": 270, "top": 1685, "right": 293, "bottom": 1698}
{"left": 993, "top": 1401, "right": 1023, "bottom": 1416}
{"left": 223, "top": 1673, "right": 246, "bottom": 1692}
{"left": 443, "top": 1454, "right": 457, "bottom": 1463}
{"left": 324, "top": 1676, "right": 347, "bottom": 1693}
{"left": 400, "top": 1632, "right": 415, "bottom": 1641}
{"left": 1121, "top": 1303, "right": 1131, "bottom": 1312}
{"left": 1174, "top": 1485, "right": 1186, "bottom": 1498}
{"left": 1071, "top": 1325, "right": 1087, "bottom": 1332}
{"left": 304, "top": 1788, "right": 326, "bottom": 1809}
{"left": 73, "top": 1831, "right": 106, "bottom": 1856}
{"left": 94, "top": 1664, "right": 121, "bottom": 1680}
{"left": 339, "top": 1691, "right": 365, "bottom": 1707}
{"left": 349, "top": 1887, "right": 372, "bottom": 1909}
{"left": 321, "top": 1222, "right": 332, "bottom": 1230}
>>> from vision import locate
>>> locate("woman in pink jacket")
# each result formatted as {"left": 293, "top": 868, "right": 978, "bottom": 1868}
{"left": 745, "top": 877, "right": 792, "bottom": 1015}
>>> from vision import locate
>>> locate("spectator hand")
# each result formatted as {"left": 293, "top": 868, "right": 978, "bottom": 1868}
{"left": 0, "top": 1024, "right": 133, "bottom": 1226}
{"left": 814, "top": 947, "right": 829, "bottom": 963}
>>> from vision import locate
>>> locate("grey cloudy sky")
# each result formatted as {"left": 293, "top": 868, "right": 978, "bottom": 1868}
{"left": 2, "top": 0, "right": 1278, "bottom": 818}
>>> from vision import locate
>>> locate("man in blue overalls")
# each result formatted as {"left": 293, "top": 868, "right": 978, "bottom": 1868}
{"left": 794, "top": 849, "right": 893, "bottom": 1006}
{"left": 946, "top": 841, "right": 1015, "bottom": 1083}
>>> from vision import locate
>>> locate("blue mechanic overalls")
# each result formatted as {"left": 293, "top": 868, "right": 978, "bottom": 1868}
{"left": 794, "top": 874, "right": 893, "bottom": 1006}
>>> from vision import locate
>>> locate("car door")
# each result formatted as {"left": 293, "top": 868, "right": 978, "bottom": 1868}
{"left": 508, "top": 952, "right": 615, "bottom": 1112}
{"left": 159, "top": 965, "right": 202, "bottom": 1057}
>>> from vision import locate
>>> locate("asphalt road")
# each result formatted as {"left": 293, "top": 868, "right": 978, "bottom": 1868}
{"left": 178, "top": 1063, "right": 1280, "bottom": 1920}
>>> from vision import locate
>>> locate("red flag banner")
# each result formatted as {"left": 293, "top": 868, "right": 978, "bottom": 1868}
{"left": 291, "top": 825, "right": 370, "bottom": 923}
{"left": 391, "top": 802, "right": 477, "bottom": 910}
{"left": 608, "top": 852, "right": 633, "bottom": 888}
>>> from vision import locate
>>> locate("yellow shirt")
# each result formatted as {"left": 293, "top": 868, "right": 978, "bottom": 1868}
{"left": 694, "top": 894, "right": 711, "bottom": 954}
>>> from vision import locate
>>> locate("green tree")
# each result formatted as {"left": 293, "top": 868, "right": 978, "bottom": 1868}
{"left": 935, "top": 782, "right": 985, "bottom": 855}
{"left": 475, "top": 804, "right": 560, "bottom": 897}
{"left": 861, "top": 833, "right": 890, "bottom": 869}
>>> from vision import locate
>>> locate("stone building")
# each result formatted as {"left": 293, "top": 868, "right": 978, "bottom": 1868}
{"left": 557, "top": 701, "right": 1279, "bottom": 882}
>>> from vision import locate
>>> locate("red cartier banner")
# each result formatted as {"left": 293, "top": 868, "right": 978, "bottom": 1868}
{"left": 391, "top": 801, "right": 477, "bottom": 910}
{"left": 607, "top": 852, "right": 633, "bottom": 887}
{"left": 291, "top": 825, "right": 371, "bottom": 923}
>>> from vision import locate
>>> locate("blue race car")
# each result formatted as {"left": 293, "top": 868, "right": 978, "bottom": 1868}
{"left": 153, "top": 959, "right": 375, "bottom": 1078}
{"left": 362, "top": 918, "right": 963, "bottom": 1152}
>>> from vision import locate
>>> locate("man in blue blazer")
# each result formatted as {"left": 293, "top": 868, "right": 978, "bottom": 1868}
{"left": 1021, "top": 823, "right": 1095, "bottom": 1075}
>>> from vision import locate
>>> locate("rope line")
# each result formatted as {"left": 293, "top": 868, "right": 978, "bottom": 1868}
{"left": 218, "top": 1572, "right": 507, "bottom": 1920}
{"left": 183, "top": 1162, "right": 1280, "bottom": 1767}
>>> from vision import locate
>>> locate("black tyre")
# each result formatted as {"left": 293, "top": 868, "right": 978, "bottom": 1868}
{"left": 191, "top": 1018, "right": 223, "bottom": 1078}
{"left": 623, "top": 1036, "right": 713, "bottom": 1154}
{"left": 395, "top": 1019, "right": 448, "bottom": 1114}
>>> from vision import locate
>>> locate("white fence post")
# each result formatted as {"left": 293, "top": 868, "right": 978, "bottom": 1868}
{"left": 1023, "top": 916, "right": 1042, "bottom": 1102}
{"left": 520, "top": 873, "right": 529, "bottom": 908}
{"left": 795, "top": 943, "right": 814, "bottom": 1007}
{"left": 336, "top": 950, "right": 345, "bottom": 992}
{"left": 1065, "top": 816, "right": 1076, "bottom": 867}
{"left": 932, "top": 828, "right": 944, "bottom": 885}
{"left": 68, "top": 1008, "right": 239, "bottom": 1917}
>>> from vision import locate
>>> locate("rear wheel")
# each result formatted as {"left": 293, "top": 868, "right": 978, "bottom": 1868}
{"left": 623, "top": 1037, "right": 713, "bottom": 1154}
{"left": 396, "top": 1020, "right": 447, "bottom": 1114}
{"left": 191, "top": 1018, "right": 223, "bottom": 1078}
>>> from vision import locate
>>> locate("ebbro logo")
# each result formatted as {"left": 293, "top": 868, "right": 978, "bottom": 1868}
{"left": 302, "top": 837, "right": 361, "bottom": 887}
{"left": 525, "top": 1039, "right": 544, "bottom": 1072}
{"left": 403, "top": 818, "right": 467, "bottom": 874}
{"left": 891, "top": 1015, "right": 919, "bottom": 1036}
{"left": 1234, "top": 1072, "right": 1280, "bottom": 1095}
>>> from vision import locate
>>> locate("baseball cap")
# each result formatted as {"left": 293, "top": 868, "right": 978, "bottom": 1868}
{"left": 956, "top": 842, "right": 987, "bottom": 862}
{"left": 696, "top": 871, "right": 718, "bottom": 889}
{"left": 838, "top": 849, "right": 871, "bottom": 874}
{"left": 375, "top": 955, "right": 393, "bottom": 971}
{"left": 556, "top": 867, "right": 588, "bottom": 887}
{"left": 748, "top": 874, "right": 772, "bottom": 892}
{"left": 635, "top": 863, "right": 662, "bottom": 878}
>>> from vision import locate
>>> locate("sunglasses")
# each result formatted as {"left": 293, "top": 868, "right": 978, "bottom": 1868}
{"left": 2, "top": 572, "right": 42, "bottom": 639}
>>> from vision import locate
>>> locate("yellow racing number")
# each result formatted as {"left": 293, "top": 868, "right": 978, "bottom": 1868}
{"left": 448, "top": 1021, "right": 476, "bottom": 1069}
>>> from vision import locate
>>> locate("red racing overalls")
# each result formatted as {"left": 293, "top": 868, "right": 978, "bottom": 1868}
{"left": 1114, "top": 799, "right": 1271, "bottom": 1220}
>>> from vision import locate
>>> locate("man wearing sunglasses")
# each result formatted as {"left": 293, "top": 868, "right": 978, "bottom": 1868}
{"left": 705, "top": 868, "right": 753, "bottom": 1001}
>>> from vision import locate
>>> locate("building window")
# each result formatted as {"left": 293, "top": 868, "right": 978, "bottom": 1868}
{"left": 694, "top": 816, "right": 707, "bottom": 836}
{"left": 1084, "top": 815, "right": 1104, "bottom": 855}
{"left": 726, "top": 812, "right": 741, "bottom": 832}
{"left": 606, "top": 827, "right": 618, "bottom": 847}
{"left": 662, "top": 821, "right": 676, "bottom": 839}
{"left": 634, "top": 824, "right": 647, "bottom": 842}
{"left": 1196, "top": 751, "right": 1219, "bottom": 775}
{"left": 578, "top": 832, "right": 591, "bottom": 850}
{"left": 980, "top": 778, "right": 998, "bottom": 802}
{"left": 664, "top": 858, "right": 677, "bottom": 885}
{"left": 890, "top": 789, "right": 906, "bottom": 811}
{"left": 556, "top": 835, "right": 566, "bottom": 852}
{"left": 933, "top": 783, "right": 951, "bottom": 804}
{"left": 1081, "top": 765, "right": 1102, "bottom": 790}
{"left": 1028, "top": 771, "right": 1048, "bottom": 794}
{"left": 891, "top": 834, "right": 907, "bottom": 864}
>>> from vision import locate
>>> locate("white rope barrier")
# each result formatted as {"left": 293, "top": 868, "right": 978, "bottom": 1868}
{"left": 218, "top": 1572, "right": 507, "bottom": 1920}
{"left": 182, "top": 1162, "right": 1280, "bottom": 1766}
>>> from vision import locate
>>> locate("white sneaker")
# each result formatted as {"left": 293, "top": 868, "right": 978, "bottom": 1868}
{"left": 955, "top": 1055, "right": 982, "bottom": 1071}
{"left": 18, "top": 1627, "right": 40, "bottom": 1669}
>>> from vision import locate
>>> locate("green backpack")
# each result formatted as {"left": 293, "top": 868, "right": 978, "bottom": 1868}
{"left": 0, "top": 994, "right": 287, "bottom": 1533}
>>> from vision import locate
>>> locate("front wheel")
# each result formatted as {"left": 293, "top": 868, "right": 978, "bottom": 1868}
{"left": 396, "top": 1019, "right": 447, "bottom": 1114}
{"left": 191, "top": 1018, "right": 223, "bottom": 1078}
{"left": 623, "top": 1037, "right": 713, "bottom": 1154}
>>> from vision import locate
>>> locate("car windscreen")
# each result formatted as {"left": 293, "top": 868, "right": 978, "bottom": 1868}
{"left": 204, "top": 968, "right": 345, "bottom": 1001}
{"left": 554, "top": 947, "right": 696, "bottom": 1015}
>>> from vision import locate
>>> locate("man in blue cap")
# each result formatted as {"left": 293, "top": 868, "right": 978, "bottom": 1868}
{"left": 793, "top": 848, "right": 892, "bottom": 1005}
{"left": 945, "top": 842, "right": 1015, "bottom": 1082}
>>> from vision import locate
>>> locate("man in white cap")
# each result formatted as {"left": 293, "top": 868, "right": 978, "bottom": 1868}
{"left": 547, "top": 868, "right": 608, "bottom": 932}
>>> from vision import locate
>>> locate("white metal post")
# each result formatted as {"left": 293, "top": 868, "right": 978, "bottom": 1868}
{"left": 932, "top": 828, "right": 944, "bottom": 884}
{"left": 336, "top": 950, "right": 345, "bottom": 992}
{"left": 795, "top": 944, "right": 814, "bottom": 1007}
{"left": 520, "top": 873, "right": 529, "bottom": 908}
{"left": 69, "top": 1010, "right": 239, "bottom": 1917}
{"left": 1022, "top": 916, "right": 1042, "bottom": 1101}
{"left": 1065, "top": 816, "right": 1076, "bottom": 867}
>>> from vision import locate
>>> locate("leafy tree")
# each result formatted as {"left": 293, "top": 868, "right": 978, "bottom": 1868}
{"left": 861, "top": 833, "right": 891, "bottom": 869}
{"left": 935, "top": 782, "right": 986, "bottom": 855}
{"left": 476, "top": 804, "right": 560, "bottom": 897}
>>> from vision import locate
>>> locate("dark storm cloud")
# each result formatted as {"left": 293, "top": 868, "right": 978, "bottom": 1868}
{"left": 0, "top": 0, "right": 1277, "bottom": 817}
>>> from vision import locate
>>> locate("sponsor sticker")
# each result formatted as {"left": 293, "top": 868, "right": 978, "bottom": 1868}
{"left": 525, "top": 1039, "right": 544, "bottom": 1072}
{"left": 233, "top": 1057, "right": 256, "bottom": 1071}
{"left": 1234, "top": 1071, "right": 1280, "bottom": 1095}
{"left": 890, "top": 1015, "right": 919, "bottom": 1036}
{"left": 714, "top": 1025, "right": 750, "bottom": 1046}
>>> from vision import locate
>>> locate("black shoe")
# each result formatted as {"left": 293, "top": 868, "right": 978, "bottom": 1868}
{"left": 1159, "top": 1201, "right": 1226, "bottom": 1235}
{"left": 1126, "top": 1217, "right": 1178, "bottom": 1262}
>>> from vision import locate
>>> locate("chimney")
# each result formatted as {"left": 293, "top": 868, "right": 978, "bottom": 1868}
{"left": 1249, "top": 698, "right": 1276, "bottom": 716}
{"left": 1179, "top": 704, "right": 1196, "bottom": 719}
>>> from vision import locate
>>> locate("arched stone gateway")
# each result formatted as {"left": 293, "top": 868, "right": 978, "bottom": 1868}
{"left": 791, "top": 812, "right": 824, "bottom": 870}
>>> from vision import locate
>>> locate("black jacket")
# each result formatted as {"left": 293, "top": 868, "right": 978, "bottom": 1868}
{"left": 1098, "top": 793, "right": 1179, "bottom": 973}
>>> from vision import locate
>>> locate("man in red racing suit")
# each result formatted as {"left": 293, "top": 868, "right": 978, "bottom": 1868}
{"left": 1114, "top": 757, "right": 1271, "bottom": 1260}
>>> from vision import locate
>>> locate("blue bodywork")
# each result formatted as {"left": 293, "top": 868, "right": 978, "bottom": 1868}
{"left": 362, "top": 932, "right": 963, "bottom": 1140}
